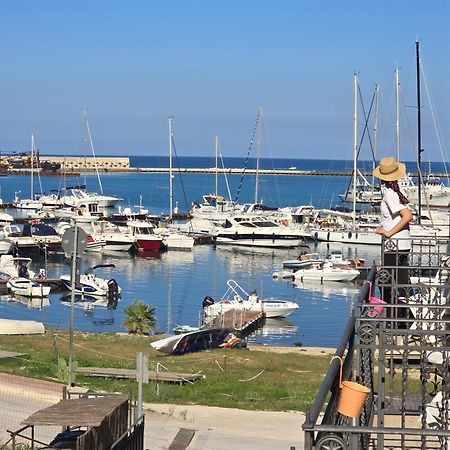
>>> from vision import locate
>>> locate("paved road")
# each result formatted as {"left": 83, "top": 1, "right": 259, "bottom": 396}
{"left": 0, "top": 373, "right": 306, "bottom": 449}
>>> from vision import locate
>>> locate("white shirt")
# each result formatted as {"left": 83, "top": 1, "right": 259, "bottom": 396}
{"left": 380, "top": 186, "right": 411, "bottom": 251}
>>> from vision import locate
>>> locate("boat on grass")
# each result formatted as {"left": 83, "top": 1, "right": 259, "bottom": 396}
{"left": 0, "top": 318, "right": 45, "bottom": 334}
{"left": 151, "top": 327, "right": 233, "bottom": 355}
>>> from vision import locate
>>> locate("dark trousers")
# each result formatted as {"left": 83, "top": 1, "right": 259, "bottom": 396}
{"left": 381, "top": 251, "right": 410, "bottom": 324}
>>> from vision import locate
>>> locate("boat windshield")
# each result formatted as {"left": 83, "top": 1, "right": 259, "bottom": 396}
{"left": 136, "top": 227, "right": 153, "bottom": 235}
{"left": 253, "top": 221, "right": 277, "bottom": 227}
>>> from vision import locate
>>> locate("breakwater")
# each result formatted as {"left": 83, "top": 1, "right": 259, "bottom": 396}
{"left": 8, "top": 166, "right": 443, "bottom": 177}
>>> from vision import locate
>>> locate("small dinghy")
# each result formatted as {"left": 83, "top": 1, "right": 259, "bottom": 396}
{"left": 7, "top": 277, "right": 51, "bottom": 297}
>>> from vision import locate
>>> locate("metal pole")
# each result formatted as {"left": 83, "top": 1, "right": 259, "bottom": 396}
{"left": 416, "top": 40, "right": 423, "bottom": 224}
{"left": 67, "top": 225, "right": 78, "bottom": 387}
{"left": 136, "top": 352, "right": 143, "bottom": 419}
{"left": 168, "top": 116, "right": 173, "bottom": 221}
{"left": 352, "top": 74, "right": 358, "bottom": 229}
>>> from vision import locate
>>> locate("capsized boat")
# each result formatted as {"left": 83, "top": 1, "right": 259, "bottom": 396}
{"left": 151, "top": 327, "right": 233, "bottom": 355}
{"left": 60, "top": 264, "right": 121, "bottom": 298}
{"left": 202, "top": 279, "right": 299, "bottom": 319}
{"left": 0, "top": 318, "right": 45, "bottom": 335}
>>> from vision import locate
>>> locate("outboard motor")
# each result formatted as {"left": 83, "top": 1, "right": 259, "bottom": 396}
{"left": 107, "top": 279, "right": 120, "bottom": 308}
{"left": 202, "top": 296, "right": 215, "bottom": 308}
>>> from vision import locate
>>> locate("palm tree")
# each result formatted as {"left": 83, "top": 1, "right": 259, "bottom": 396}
{"left": 123, "top": 300, "right": 157, "bottom": 335}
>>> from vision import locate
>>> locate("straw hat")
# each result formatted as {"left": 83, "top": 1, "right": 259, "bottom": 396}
{"left": 373, "top": 156, "right": 406, "bottom": 181}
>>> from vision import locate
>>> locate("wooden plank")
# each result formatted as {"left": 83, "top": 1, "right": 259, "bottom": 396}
{"left": 75, "top": 367, "right": 203, "bottom": 383}
{"left": 168, "top": 428, "right": 196, "bottom": 450}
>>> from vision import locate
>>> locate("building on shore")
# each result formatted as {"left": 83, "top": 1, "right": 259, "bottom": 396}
{"left": 43, "top": 156, "right": 130, "bottom": 171}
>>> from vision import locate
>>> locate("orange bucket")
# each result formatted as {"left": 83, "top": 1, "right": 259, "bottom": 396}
{"left": 332, "top": 356, "right": 370, "bottom": 418}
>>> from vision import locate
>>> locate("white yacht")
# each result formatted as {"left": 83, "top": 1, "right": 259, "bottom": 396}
{"left": 214, "top": 215, "right": 303, "bottom": 248}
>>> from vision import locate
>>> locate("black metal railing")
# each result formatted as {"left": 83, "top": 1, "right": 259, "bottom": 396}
{"left": 304, "top": 232, "right": 450, "bottom": 450}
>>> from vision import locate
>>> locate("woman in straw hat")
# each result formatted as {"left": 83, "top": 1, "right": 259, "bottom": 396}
{"left": 373, "top": 157, "right": 412, "bottom": 321}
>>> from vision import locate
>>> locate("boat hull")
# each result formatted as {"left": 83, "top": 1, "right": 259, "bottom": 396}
{"left": 215, "top": 234, "right": 301, "bottom": 249}
{"left": 136, "top": 238, "right": 162, "bottom": 251}
{"left": 310, "top": 229, "right": 381, "bottom": 245}
{"left": 293, "top": 268, "right": 359, "bottom": 282}
{"left": 204, "top": 299, "right": 299, "bottom": 319}
{"left": 7, "top": 278, "right": 51, "bottom": 297}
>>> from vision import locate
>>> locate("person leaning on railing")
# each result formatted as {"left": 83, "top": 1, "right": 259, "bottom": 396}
{"left": 373, "top": 157, "right": 413, "bottom": 322}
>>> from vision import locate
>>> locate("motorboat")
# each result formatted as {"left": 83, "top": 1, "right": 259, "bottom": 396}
{"left": 1, "top": 222, "right": 62, "bottom": 253}
{"left": 293, "top": 261, "right": 360, "bottom": 283}
{"left": 7, "top": 277, "right": 51, "bottom": 297}
{"left": 54, "top": 221, "right": 106, "bottom": 253}
{"left": 90, "top": 221, "right": 135, "bottom": 252}
{"left": 60, "top": 264, "right": 121, "bottom": 298}
{"left": 282, "top": 253, "right": 323, "bottom": 270}
{"left": 111, "top": 196, "right": 149, "bottom": 224}
{"left": 0, "top": 237, "right": 13, "bottom": 255}
{"left": 126, "top": 220, "right": 163, "bottom": 251}
{"left": 150, "top": 327, "right": 233, "bottom": 355}
{"left": 155, "top": 229, "right": 195, "bottom": 250}
{"left": 0, "top": 255, "right": 37, "bottom": 278}
{"left": 52, "top": 199, "right": 104, "bottom": 223}
{"left": 214, "top": 215, "right": 302, "bottom": 248}
{"left": 61, "top": 188, "right": 121, "bottom": 208}
{"left": 202, "top": 279, "right": 299, "bottom": 319}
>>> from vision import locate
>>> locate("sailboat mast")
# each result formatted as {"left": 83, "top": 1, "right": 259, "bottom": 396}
{"left": 168, "top": 116, "right": 174, "bottom": 220}
{"left": 254, "top": 105, "right": 262, "bottom": 204}
{"left": 395, "top": 67, "right": 400, "bottom": 161}
{"left": 30, "top": 134, "right": 34, "bottom": 200}
{"left": 85, "top": 113, "right": 104, "bottom": 194}
{"left": 83, "top": 109, "right": 88, "bottom": 188}
{"left": 215, "top": 136, "right": 218, "bottom": 198}
{"left": 352, "top": 74, "right": 358, "bottom": 228}
{"left": 416, "top": 40, "right": 423, "bottom": 223}
{"left": 372, "top": 84, "right": 380, "bottom": 193}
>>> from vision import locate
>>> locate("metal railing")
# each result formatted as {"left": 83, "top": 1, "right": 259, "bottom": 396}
{"left": 110, "top": 415, "right": 145, "bottom": 450}
{"left": 304, "top": 232, "right": 450, "bottom": 449}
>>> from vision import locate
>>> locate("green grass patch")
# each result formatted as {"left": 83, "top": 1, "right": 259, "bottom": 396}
{"left": 0, "top": 330, "right": 331, "bottom": 412}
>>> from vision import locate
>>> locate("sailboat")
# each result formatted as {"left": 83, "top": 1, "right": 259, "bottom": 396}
{"left": 392, "top": 55, "right": 450, "bottom": 211}
{"left": 190, "top": 136, "right": 237, "bottom": 221}
{"left": 310, "top": 75, "right": 381, "bottom": 246}
{"left": 158, "top": 116, "right": 195, "bottom": 250}
{"left": 62, "top": 111, "right": 121, "bottom": 208}
{"left": 13, "top": 135, "right": 44, "bottom": 211}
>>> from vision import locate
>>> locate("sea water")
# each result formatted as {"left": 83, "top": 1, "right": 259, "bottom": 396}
{"left": 0, "top": 157, "right": 445, "bottom": 347}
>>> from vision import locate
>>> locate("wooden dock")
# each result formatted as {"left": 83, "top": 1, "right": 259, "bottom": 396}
{"left": 75, "top": 367, "right": 204, "bottom": 384}
{"left": 206, "top": 310, "right": 266, "bottom": 337}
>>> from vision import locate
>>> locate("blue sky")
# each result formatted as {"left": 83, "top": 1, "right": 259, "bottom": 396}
{"left": 0, "top": 1, "right": 448, "bottom": 161}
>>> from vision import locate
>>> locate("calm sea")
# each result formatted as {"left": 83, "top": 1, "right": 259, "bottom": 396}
{"left": 0, "top": 157, "right": 445, "bottom": 347}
